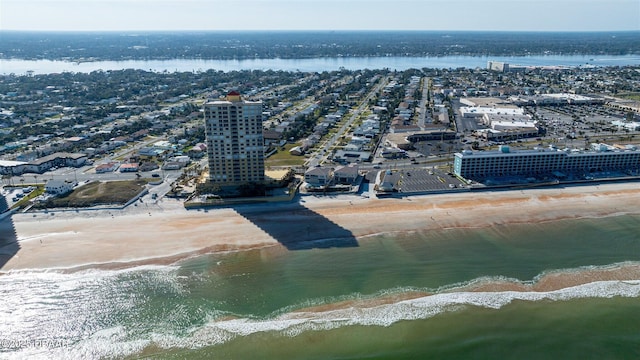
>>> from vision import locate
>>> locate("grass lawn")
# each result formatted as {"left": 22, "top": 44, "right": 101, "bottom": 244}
{"left": 265, "top": 143, "right": 306, "bottom": 167}
{"left": 40, "top": 179, "right": 149, "bottom": 208}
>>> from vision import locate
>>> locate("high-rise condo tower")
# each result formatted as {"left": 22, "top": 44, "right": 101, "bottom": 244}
{"left": 204, "top": 91, "right": 264, "bottom": 189}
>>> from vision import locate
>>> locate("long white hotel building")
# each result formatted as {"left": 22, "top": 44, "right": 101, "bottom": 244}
{"left": 204, "top": 91, "right": 265, "bottom": 188}
{"left": 454, "top": 146, "right": 640, "bottom": 180}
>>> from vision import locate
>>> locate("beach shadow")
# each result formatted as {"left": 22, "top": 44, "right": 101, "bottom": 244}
{"left": 0, "top": 196, "right": 20, "bottom": 270}
{"left": 232, "top": 200, "right": 359, "bottom": 250}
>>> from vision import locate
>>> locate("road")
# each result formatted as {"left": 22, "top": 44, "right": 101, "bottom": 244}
{"left": 305, "top": 76, "right": 390, "bottom": 168}
{"left": 416, "top": 77, "right": 430, "bottom": 130}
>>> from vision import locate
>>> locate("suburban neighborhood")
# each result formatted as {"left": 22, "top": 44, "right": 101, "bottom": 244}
{"left": 1, "top": 61, "right": 640, "bottom": 209}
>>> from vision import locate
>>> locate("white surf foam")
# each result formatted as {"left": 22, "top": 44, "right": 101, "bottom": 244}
{"left": 123, "top": 279, "right": 640, "bottom": 354}
{"left": 8, "top": 276, "right": 640, "bottom": 359}
{"left": 6, "top": 326, "right": 151, "bottom": 360}
{"left": 0, "top": 264, "right": 179, "bottom": 278}
{"left": 5, "top": 264, "right": 640, "bottom": 359}
{"left": 0, "top": 266, "right": 184, "bottom": 360}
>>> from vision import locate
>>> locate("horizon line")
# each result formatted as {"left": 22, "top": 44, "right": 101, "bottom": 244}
{"left": 1, "top": 29, "right": 639, "bottom": 34}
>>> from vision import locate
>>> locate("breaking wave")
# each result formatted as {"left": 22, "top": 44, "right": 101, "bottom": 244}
{"left": 3, "top": 262, "right": 640, "bottom": 360}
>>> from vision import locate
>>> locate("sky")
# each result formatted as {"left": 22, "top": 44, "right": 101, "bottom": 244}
{"left": 1, "top": 0, "right": 639, "bottom": 32}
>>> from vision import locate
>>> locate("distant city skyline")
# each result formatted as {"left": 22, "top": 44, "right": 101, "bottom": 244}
{"left": 2, "top": 0, "right": 639, "bottom": 32}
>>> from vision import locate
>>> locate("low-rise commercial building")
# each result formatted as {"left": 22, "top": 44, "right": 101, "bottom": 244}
{"left": 475, "top": 127, "right": 540, "bottom": 141}
{"left": 0, "top": 152, "right": 87, "bottom": 175}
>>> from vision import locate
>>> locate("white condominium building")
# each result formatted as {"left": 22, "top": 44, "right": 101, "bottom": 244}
{"left": 204, "top": 91, "right": 264, "bottom": 187}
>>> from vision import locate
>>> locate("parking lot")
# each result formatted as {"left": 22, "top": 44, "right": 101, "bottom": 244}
{"left": 1, "top": 186, "right": 36, "bottom": 209}
{"left": 379, "top": 167, "right": 468, "bottom": 195}
{"left": 530, "top": 104, "right": 634, "bottom": 143}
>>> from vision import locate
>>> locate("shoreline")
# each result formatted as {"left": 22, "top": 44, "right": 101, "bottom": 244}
{"left": 285, "top": 262, "right": 640, "bottom": 315}
{"left": 1, "top": 182, "right": 640, "bottom": 273}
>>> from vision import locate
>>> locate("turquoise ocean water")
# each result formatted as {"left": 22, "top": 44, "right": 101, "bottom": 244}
{"left": 1, "top": 214, "right": 640, "bottom": 359}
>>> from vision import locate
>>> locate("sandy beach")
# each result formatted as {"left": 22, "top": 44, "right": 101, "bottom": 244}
{"left": 1, "top": 182, "right": 640, "bottom": 272}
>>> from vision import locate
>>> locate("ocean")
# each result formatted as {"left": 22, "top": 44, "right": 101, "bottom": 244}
{"left": 1, "top": 214, "right": 640, "bottom": 359}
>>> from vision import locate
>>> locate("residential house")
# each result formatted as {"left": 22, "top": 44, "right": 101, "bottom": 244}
{"left": 263, "top": 130, "right": 282, "bottom": 146}
{"left": 45, "top": 180, "right": 75, "bottom": 195}
{"left": 139, "top": 162, "right": 159, "bottom": 172}
{"left": 344, "top": 143, "right": 362, "bottom": 152}
{"left": 119, "top": 163, "right": 139, "bottom": 172}
{"left": 138, "top": 146, "right": 164, "bottom": 157}
{"left": 172, "top": 155, "right": 191, "bottom": 165}
{"left": 95, "top": 162, "right": 119, "bottom": 173}
{"left": 333, "top": 164, "right": 359, "bottom": 185}
{"left": 275, "top": 121, "right": 291, "bottom": 134}
{"left": 304, "top": 167, "right": 333, "bottom": 187}
{"left": 289, "top": 146, "right": 306, "bottom": 156}
{"left": 162, "top": 161, "right": 182, "bottom": 170}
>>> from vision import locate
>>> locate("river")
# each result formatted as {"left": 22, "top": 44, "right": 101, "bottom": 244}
{"left": 2, "top": 54, "right": 640, "bottom": 75}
